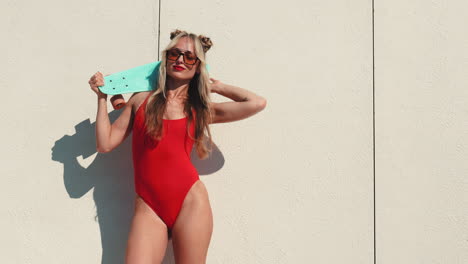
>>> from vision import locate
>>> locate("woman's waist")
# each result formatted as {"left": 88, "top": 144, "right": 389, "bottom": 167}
{"left": 133, "top": 155, "right": 196, "bottom": 171}
{"left": 133, "top": 162, "right": 199, "bottom": 182}
{"left": 132, "top": 148, "right": 192, "bottom": 162}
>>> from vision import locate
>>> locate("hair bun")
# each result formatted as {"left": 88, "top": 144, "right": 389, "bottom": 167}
{"left": 169, "top": 29, "right": 213, "bottom": 53}
{"left": 170, "top": 29, "right": 186, "bottom": 40}
{"left": 198, "top": 35, "right": 213, "bottom": 53}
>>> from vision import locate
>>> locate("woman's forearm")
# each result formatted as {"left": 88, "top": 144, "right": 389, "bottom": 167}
{"left": 214, "top": 83, "right": 265, "bottom": 103}
{"left": 95, "top": 96, "right": 112, "bottom": 152}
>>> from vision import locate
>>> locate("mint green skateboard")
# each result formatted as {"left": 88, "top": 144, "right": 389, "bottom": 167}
{"left": 98, "top": 60, "right": 210, "bottom": 110}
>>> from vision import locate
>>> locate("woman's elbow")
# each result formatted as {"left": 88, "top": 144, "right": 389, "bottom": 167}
{"left": 96, "top": 147, "right": 107, "bottom": 153}
{"left": 96, "top": 145, "right": 111, "bottom": 153}
{"left": 256, "top": 97, "right": 267, "bottom": 111}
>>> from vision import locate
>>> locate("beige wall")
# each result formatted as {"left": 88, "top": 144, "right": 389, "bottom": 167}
{"left": 1, "top": 0, "right": 466, "bottom": 263}
{"left": 377, "top": 1, "right": 468, "bottom": 263}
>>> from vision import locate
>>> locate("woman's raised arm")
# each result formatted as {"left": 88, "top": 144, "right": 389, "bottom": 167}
{"left": 89, "top": 71, "right": 137, "bottom": 153}
{"left": 208, "top": 78, "right": 267, "bottom": 124}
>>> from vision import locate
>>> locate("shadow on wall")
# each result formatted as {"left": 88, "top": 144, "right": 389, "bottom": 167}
{"left": 51, "top": 109, "right": 224, "bottom": 264}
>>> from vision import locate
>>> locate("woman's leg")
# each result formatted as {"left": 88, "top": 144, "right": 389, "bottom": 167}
{"left": 125, "top": 196, "right": 169, "bottom": 264}
{"left": 171, "top": 180, "right": 213, "bottom": 264}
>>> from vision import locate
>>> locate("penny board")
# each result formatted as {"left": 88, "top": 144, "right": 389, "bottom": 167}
{"left": 98, "top": 61, "right": 210, "bottom": 95}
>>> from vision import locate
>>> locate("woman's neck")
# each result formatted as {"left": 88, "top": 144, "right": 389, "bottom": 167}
{"left": 166, "top": 78, "right": 189, "bottom": 99}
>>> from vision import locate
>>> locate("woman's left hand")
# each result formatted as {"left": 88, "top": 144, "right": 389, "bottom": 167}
{"left": 209, "top": 77, "right": 223, "bottom": 93}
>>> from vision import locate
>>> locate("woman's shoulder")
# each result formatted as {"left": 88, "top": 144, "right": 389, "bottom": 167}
{"left": 130, "top": 91, "right": 152, "bottom": 115}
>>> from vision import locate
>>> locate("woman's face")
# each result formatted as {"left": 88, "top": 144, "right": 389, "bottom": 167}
{"left": 166, "top": 37, "right": 200, "bottom": 81}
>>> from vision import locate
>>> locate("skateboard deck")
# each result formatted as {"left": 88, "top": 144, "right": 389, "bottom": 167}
{"left": 97, "top": 60, "right": 210, "bottom": 109}
{"left": 98, "top": 61, "right": 157, "bottom": 95}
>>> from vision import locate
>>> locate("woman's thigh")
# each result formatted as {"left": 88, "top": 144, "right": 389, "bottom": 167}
{"left": 125, "top": 196, "right": 169, "bottom": 264}
{"left": 171, "top": 180, "right": 213, "bottom": 264}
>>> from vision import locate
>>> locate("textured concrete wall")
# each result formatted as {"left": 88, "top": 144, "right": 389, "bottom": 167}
{"left": 377, "top": 1, "right": 468, "bottom": 263}
{"left": 1, "top": 0, "right": 159, "bottom": 263}
{"left": 1, "top": 0, "right": 467, "bottom": 263}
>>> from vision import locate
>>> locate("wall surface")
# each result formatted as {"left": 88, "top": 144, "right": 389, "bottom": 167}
{"left": 376, "top": 1, "right": 468, "bottom": 263}
{"left": 0, "top": 0, "right": 466, "bottom": 263}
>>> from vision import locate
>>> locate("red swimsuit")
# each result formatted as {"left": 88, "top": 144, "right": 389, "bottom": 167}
{"left": 132, "top": 93, "right": 199, "bottom": 230}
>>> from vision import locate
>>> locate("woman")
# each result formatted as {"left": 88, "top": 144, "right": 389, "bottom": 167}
{"left": 88, "top": 29, "right": 267, "bottom": 264}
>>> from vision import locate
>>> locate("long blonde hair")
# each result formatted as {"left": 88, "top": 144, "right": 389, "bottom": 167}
{"left": 143, "top": 29, "right": 214, "bottom": 159}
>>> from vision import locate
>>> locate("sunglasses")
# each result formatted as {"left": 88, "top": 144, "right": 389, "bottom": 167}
{"left": 166, "top": 48, "right": 199, "bottom": 65}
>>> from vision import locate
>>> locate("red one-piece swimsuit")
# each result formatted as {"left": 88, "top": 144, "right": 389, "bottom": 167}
{"left": 132, "top": 92, "right": 199, "bottom": 230}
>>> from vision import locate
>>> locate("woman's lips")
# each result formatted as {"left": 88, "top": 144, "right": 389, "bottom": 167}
{"left": 173, "top": 66, "right": 185, "bottom": 71}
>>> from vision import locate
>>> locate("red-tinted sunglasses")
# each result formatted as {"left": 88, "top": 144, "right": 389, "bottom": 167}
{"left": 166, "top": 48, "right": 199, "bottom": 65}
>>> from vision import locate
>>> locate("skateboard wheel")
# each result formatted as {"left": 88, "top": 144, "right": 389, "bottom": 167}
{"left": 110, "top": 94, "right": 126, "bottom": 110}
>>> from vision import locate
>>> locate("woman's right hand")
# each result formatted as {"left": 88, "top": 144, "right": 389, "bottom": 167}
{"left": 88, "top": 71, "right": 107, "bottom": 98}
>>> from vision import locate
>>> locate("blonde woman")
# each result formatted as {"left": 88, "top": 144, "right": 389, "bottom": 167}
{"left": 88, "top": 29, "right": 267, "bottom": 263}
